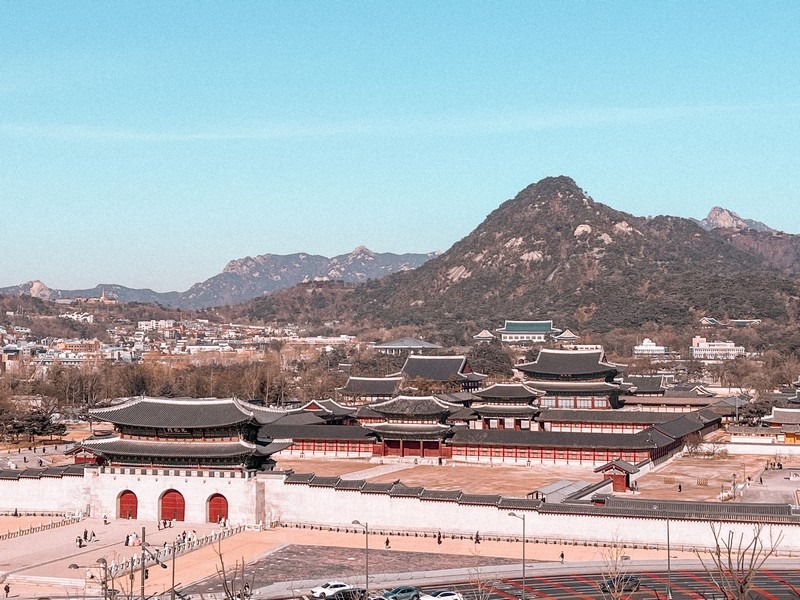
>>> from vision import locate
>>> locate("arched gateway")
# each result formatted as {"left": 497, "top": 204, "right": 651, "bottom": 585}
{"left": 118, "top": 490, "right": 138, "bottom": 519}
{"left": 207, "top": 493, "right": 229, "bottom": 523}
{"left": 160, "top": 489, "right": 186, "bottom": 521}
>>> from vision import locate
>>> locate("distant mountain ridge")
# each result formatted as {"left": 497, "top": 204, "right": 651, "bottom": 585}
{"left": 243, "top": 176, "right": 800, "bottom": 338}
{"left": 0, "top": 247, "right": 437, "bottom": 309}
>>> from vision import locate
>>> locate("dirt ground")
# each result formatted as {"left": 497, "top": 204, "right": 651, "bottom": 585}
{"left": 275, "top": 457, "right": 602, "bottom": 496}
{"left": 633, "top": 453, "right": 797, "bottom": 502}
{"left": 276, "top": 452, "right": 800, "bottom": 502}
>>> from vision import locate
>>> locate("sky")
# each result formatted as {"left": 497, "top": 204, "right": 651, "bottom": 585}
{"left": 2, "top": 2, "right": 799, "bottom": 292}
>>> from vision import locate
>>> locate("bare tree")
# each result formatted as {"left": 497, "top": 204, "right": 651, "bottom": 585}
{"left": 212, "top": 539, "right": 254, "bottom": 599}
{"left": 695, "top": 523, "right": 783, "bottom": 600}
{"left": 598, "top": 539, "right": 636, "bottom": 600}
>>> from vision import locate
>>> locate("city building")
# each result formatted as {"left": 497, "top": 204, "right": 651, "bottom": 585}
{"left": 689, "top": 336, "right": 745, "bottom": 360}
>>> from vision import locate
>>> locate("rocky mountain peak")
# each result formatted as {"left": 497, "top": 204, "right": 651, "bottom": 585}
{"left": 701, "top": 207, "right": 776, "bottom": 233}
{"left": 702, "top": 207, "right": 749, "bottom": 231}
{"left": 348, "top": 245, "right": 375, "bottom": 260}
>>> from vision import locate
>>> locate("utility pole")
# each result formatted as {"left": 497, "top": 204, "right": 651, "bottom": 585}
{"left": 140, "top": 526, "right": 146, "bottom": 600}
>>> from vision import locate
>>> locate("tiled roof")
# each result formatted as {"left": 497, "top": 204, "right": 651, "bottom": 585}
{"left": 268, "top": 412, "right": 326, "bottom": 426}
{"left": 338, "top": 377, "right": 402, "bottom": 396}
{"left": 90, "top": 396, "right": 278, "bottom": 428}
{"left": 370, "top": 395, "right": 458, "bottom": 417}
{"left": 353, "top": 405, "right": 382, "bottom": 419}
{"left": 297, "top": 399, "right": 356, "bottom": 417}
{"left": 497, "top": 497, "right": 541, "bottom": 510}
{"left": 419, "top": 489, "right": 463, "bottom": 502}
{"left": 594, "top": 459, "right": 640, "bottom": 474}
{"left": 536, "top": 409, "right": 676, "bottom": 424}
{"left": 497, "top": 320, "right": 559, "bottom": 334}
{"left": 401, "top": 355, "right": 486, "bottom": 382}
{"left": 762, "top": 407, "right": 800, "bottom": 425}
{"left": 458, "top": 493, "right": 501, "bottom": 506}
{"left": 471, "top": 405, "right": 538, "bottom": 417}
{"left": 361, "top": 481, "right": 399, "bottom": 494}
{"left": 336, "top": 479, "right": 367, "bottom": 491}
{"left": 389, "top": 485, "right": 424, "bottom": 498}
{"left": 654, "top": 413, "right": 715, "bottom": 438}
{"left": 364, "top": 423, "right": 452, "bottom": 440}
{"left": 626, "top": 375, "right": 667, "bottom": 394}
{"left": 522, "top": 381, "right": 620, "bottom": 393}
{"left": 449, "top": 428, "right": 676, "bottom": 450}
{"left": 473, "top": 383, "right": 544, "bottom": 400}
{"left": 622, "top": 395, "right": 711, "bottom": 407}
{"left": 77, "top": 437, "right": 265, "bottom": 458}
{"left": 517, "top": 349, "right": 621, "bottom": 378}
{"left": 258, "top": 423, "right": 376, "bottom": 441}
{"left": 434, "top": 392, "right": 477, "bottom": 405}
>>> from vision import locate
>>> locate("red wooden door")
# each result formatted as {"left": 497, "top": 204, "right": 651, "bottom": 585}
{"left": 208, "top": 494, "right": 228, "bottom": 523}
{"left": 160, "top": 490, "right": 185, "bottom": 521}
{"left": 119, "top": 490, "right": 138, "bottom": 519}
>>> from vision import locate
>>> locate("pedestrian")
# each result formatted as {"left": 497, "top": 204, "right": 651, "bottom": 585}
{"left": 474, "top": 531, "right": 480, "bottom": 544}
{"left": 83, "top": 528, "right": 88, "bottom": 541}
{"left": 90, "top": 530, "right": 97, "bottom": 542}
{"left": 385, "top": 537, "right": 390, "bottom": 550}
{"left": 560, "top": 551, "right": 564, "bottom": 564}
{"left": 4, "top": 582, "right": 10, "bottom": 598}
{"left": 437, "top": 531, "right": 442, "bottom": 545}
{"left": 678, "top": 484, "right": 682, "bottom": 493}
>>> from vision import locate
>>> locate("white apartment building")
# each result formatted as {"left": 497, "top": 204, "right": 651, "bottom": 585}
{"left": 633, "top": 338, "right": 669, "bottom": 358}
{"left": 689, "top": 336, "right": 745, "bottom": 360}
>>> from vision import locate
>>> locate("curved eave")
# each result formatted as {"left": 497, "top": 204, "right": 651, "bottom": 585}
{"left": 76, "top": 437, "right": 263, "bottom": 459}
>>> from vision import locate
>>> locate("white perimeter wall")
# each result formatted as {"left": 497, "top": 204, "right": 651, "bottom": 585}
{"left": 261, "top": 475, "right": 800, "bottom": 552}
{"left": 0, "top": 470, "right": 261, "bottom": 525}
{"left": 0, "top": 475, "right": 89, "bottom": 514}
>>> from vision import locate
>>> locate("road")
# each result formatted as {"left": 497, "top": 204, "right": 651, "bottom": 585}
{"left": 438, "top": 570, "right": 800, "bottom": 600}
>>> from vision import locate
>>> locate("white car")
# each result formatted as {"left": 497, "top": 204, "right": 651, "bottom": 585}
{"left": 311, "top": 582, "right": 353, "bottom": 599}
{"left": 420, "top": 591, "right": 464, "bottom": 600}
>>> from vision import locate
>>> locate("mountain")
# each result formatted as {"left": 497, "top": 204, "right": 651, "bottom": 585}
{"left": 245, "top": 177, "right": 800, "bottom": 339}
{"left": 699, "top": 207, "right": 776, "bottom": 233}
{"left": 178, "top": 246, "right": 438, "bottom": 308}
{"left": 0, "top": 247, "right": 435, "bottom": 309}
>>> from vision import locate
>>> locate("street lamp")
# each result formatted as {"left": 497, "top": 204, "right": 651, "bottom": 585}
{"left": 352, "top": 520, "right": 369, "bottom": 600}
{"left": 508, "top": 512, "right": 526, "bottom": 600}
{"left": 654, "top": 505, "right": 672, "bottom": 600}
{"left": 68, "top": 558, "right": 109, "bottom": 600}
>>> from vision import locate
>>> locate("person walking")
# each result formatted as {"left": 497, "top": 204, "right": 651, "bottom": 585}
{"left": 560, "top": 551, "right": 564, "bottom": 564}
{"left": 4, "top": 582, "right": 10, "bottom": 598}
{"left": 384, "top": 537, "right": 391, "bottom": 549}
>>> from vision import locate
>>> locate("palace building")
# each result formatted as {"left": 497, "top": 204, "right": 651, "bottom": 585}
{"left": 68, "top": 396, "right": 288, "bottom": 523}
{"left": 516, "top": 348, "right": 624, "bottom": 409}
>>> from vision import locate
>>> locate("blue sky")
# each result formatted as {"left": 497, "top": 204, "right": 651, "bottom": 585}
{"left": 2, "top": 3, "right": 799, "bottom": 292}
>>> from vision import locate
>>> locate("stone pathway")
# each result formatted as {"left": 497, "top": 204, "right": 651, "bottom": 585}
{"left": 340, "top": 463, "right": 415, "bottom": 480}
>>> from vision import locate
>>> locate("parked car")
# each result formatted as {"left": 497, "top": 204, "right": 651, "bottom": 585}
{"left": 420, "top": 590, "right": 464, "bottom": 600}
{"left": 311, "top": 582, "right": 353, "bottom": 598}
{"left": 382, "top": 586, "right": 420, "bottom": 600}
{"left": 599, "top": 575, "right": 641, "bottom": 593}
{"left": 331, "top": 588, "right": 366, "bottom": 600}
